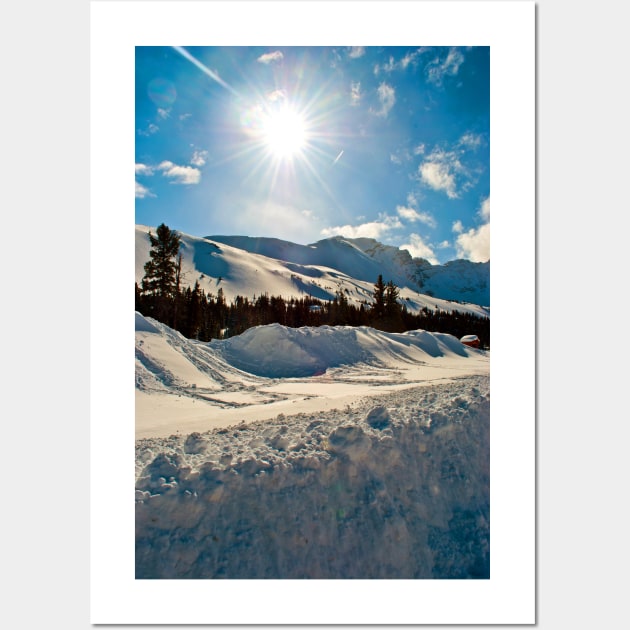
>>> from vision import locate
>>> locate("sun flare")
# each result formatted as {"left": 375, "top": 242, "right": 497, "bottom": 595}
{"left": 262, "top": 106, "right": 307, "bottom": 159}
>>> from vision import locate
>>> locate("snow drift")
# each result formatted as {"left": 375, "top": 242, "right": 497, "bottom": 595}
{"left": 216, "top": 322, "right": 473, "bottom": 378}
{"left": 135, "top": 314, "right": 490, "bottom": 579}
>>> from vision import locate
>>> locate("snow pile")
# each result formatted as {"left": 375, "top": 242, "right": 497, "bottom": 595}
{"left": 215, "top": 324, "right": 473, "bottom": 378}
{"left": 136, "top": 376, "right": 489, "bottom": 579}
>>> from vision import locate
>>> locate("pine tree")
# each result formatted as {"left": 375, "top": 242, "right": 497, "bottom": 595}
{"left": 371, "top": 276, "right": 403, "bottom": 332}
{"left": 384, "top": 280, "right": 404, "bottom": 331}
{"left": 385, "top": 280, "right": 400, "bottom": 316}
{"left": 373, "top": 274, "right": 386, "bottom": 319}
{"left": 141, "top": 223, "right": 181, "bottom": 325}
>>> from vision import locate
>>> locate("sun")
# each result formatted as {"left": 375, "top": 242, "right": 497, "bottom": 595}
{"left": 262, "top": 105, "right": 307, "bottom": 159}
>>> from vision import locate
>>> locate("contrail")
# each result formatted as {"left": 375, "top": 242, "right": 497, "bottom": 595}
{"left": 172, "top": 46, "right": 239, "bottom": 96}
{"left": 332, "top": 150, "right": 344, "bottom": 165}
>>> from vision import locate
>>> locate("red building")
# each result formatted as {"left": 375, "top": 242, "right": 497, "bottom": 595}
{"left": 460, "top": 334, "right": 480, "bottom": 348}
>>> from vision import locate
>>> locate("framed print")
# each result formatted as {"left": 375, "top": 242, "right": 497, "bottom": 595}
{"left": 91, "top": 1, "right": 535, "bottom": 624}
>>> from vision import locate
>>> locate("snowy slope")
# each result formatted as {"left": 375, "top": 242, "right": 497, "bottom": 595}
{"left": 210, "top": 233, "right": 490, "bottom": 307}
{"left": 206, "top": 234, "right": 390, "bottom": 287}
{"left": 136, "top": 225, "right": 490, "bottom": 316}
{"left": 135, "top": 313, "right": 490, "bottom": 579}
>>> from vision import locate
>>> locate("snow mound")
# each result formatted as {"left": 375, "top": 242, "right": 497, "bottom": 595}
{"left": 213, "top": 323, "right": 478, "bottom": 378}
{"left": 135, "top": 311, "right": 160, "bottom": 333}
{"left": 215, "top": 324, "right": 371, "bottom": 377}
{"left": 135, "top": 376, "right": 490, "bottom": 579}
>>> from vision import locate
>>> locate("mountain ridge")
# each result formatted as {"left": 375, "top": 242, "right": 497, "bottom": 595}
{"left": 207, "top": 233, "right": 489, "bottom": 307}
{"left": 136, "top": 225, "right": 489, "bottom": 316}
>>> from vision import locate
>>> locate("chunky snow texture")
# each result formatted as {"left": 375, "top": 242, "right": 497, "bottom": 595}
{"left": 136, "top": 376, "right": 489, "bottom": 579}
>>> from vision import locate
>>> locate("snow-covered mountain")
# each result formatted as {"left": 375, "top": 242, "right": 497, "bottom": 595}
{"left": 347, "top": 237, "right": 490, "bottom": 306}
{"left": 136, "top": 225, "right": 490, "bottom": 316}
{"left": 207, "top": 234, "right": 490, "bottom": 307}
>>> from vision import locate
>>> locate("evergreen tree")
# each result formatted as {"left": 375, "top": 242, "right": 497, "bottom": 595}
{"left": 385, "top": 280, "right": 400, "bottom": 316}
{"left": 186, "top": 281, "right": 203, "bottom": 339}
{"left": 141, "top": 223, "right": 181, "bottom": 325}
{"left": 370, "top": 276, "right": 404, "bottom": 332}
{"left": 373, "top": 274, "right": 386, "bottom": 319}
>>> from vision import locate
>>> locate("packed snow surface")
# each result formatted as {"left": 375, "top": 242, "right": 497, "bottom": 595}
{"left": 135, "top": 312, "right": 490, "bottom": 579}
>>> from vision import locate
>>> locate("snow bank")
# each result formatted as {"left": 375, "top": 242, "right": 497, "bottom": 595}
{"left": 136, "top": 376, "right": 490, "bottom": 579}
{"left": 135, "top": 311, "right": 160, "bottom": 333}
{"left": 213, "top": 323, "right": 477, "bottom": 378}
{"left": 215, "top": 324, "right": 371, "bottom": 377}
{"left": 135, "top": 315, "right": 489, "bottom": 438}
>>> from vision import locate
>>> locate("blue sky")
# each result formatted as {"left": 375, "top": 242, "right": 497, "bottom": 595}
{"left": 135, "top": 46, "right": 489, "bottom": 264}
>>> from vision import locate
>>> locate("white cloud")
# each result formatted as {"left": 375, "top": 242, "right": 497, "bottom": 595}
{"left": 190, "top": 150, "right": 208, "bottom": 167}
{"left": 390, "top": 148, "right": 412, "bottom": 164}
{"left": 459, "top": 132, "right": 484, "bottom": 149}
{"left": 157, "top": 108, "right": 170, "bottom": 119}
{"left": 382, "top": 57, "right": 396, "bottom": 73}
{"left": 135, "top": 181, "right": 154, "bottom": 199}
{"left": 419, "top": 160, "right": 458, "bottom": 198}
{"left": 426, "top": 47, "right": 465, "bottom": 86}
{"left": 257, "top": 51, "right": 284, "bottom": 64}
{"left": 400, "top": 234, "right": 439, "bottom": 265}
{"left": 348, "top": 47, "right": 365, "bottom": 59}
{"left": 350, "top": 82, "right": 362, "bottom": 106}
{"left": 157, "top": 161, "right": 201, "bottom": 185}
{"left": 413, "top": 143, "right": 426, "bottom": 156}
{"left": 321, "top": 222, "right": 386, "bottom": 239}
{"left": 479, "top": 196, "right": 490, "bottom": 221}
{"left": 453, "top": 197, "right": 490, "bottom": 262}
{"left": 418, "top": 144, "right": 477, "bottom": 199}
{"left": 135, "top": 163, "right": 154, "bottom": 176}
{"left": 374, "top": 57, "right": 395, "bottom": 76}
{"left": 372, "top": 82, "right": 396, "bottom": 118}
{"left": 137, "top": 123, "right": 159, "bottom": 137}
{"left": 396, "top": 205, "right": 436, "bottom": 228}
{"left": 321, "top": 213, "right": 402, "bottom": 240}
{"left": 454, "top": 223, "right": 490, "bottom": 262}
{"left": 375, "top": 48, "right": 428, "bottom": 75}
{"left": 400, "top": 47, "right": 428, "bottom": 69}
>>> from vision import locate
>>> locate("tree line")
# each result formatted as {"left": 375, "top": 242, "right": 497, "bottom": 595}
{"left": 136, "top": 224, "right": 490, "bottom": 347}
